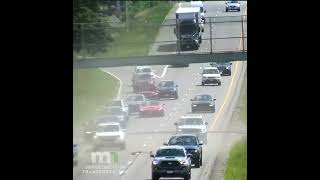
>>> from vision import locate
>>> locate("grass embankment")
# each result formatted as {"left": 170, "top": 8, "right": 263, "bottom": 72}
{"left": 96, "top": 2, "right": 173, "bottom": 58}
{"left": 73, "top": 3, "right": 174, "bottom": 128}
{"left": 224, "top": 72, "right": 247, "bottom": 180}
{"left": 224, "top": 139, "right": 247, "bottom": 180}
{"left": 73, "top": 69, "right": 119, "bottom": 128}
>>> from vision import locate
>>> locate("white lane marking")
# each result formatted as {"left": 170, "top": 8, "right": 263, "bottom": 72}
{"left": 210, "top": 6, "right": 247, "bottom": 130}
{"left": 153, "top": 65, "right": 169, "bottom": 78}
{"left": 128, "top": 161, "right": 133, "bottom": 165}
{"left": 143, "top": 144, "right": 147, "bottom": 147}
{"left": 101, "top": 70, "right": 122, "bottom": 98}
{"left": 185, "top": 93, "right": 188, "bottom": 96}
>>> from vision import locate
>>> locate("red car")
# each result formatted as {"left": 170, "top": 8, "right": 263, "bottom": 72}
{"left": 133, "top": 74, "right": 156, "bottom": 92}
{"left": 140, "top": 91, "right": 160, "bottom": 100}
{"left": 139, "top": 100, "right": 165, "bottom": 117}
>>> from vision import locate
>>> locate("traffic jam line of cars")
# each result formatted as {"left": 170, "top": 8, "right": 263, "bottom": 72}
{"left": 74, "top": 62, "right": 233, "bottom": 180}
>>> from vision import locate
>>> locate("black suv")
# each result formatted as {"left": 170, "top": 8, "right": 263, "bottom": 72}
{"left": 164, "top": 134, "right": 203, "bottom": 168}
{"left": 150, "top": 146, "right": 192, "bottom": 180}
{"left": 157, "top": 80, "right": 179, "bottom": 99}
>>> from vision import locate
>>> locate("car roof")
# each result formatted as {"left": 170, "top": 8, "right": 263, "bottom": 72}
{"left": 203, "top": 66, "right": 218, "bottom": 70}
{"left": 97, "top": 122, "right": 120, "bottom": 126}
{"left": 195, "top": 94, "right": 212, "bottom": 97}
{"left": 159, "top": 145, "right": 185, "bottom": 150}
{"left": 181, "top": 114, "right": 203, "bottom": 119}
{"left": 176, "top": 7, "right": 200, "bottom": 14}
{"left": 170, "top": 134, "right": 198, "bottom": 138}
{"left": 136, "top": 66, "right": 151, "bottom": 69}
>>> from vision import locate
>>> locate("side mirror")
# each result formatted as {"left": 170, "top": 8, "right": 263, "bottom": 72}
{"left": 205, "top": 122, "right": 208, "bottom": 125}
{"left": 174, "top": 122, "right": 178, "bottom": 126}
{"left": 187, "top": 154, "right": 193, "bottom": 158}
{"left": 163, "top": 142, "right": 168, "bottom": 146}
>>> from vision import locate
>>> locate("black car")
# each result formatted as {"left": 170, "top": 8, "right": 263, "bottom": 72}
{"left": 150, "top": 146, "right": 192, "bottom": 180}
{"left": 210, "top": 62, "right": 232, "bottom": 76}
{"left": 164, "top": 134, "right": 203, "bottom": 168}
{"left": 157, "top": 80, "right": 179, "bottom": 99}
{"left": 191, "top": 94, "right": 216, "bottom": 113}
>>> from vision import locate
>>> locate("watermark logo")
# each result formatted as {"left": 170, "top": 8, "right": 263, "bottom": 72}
{"left": 82, "top": 152, "right": 119, "bottom": 175}
{"left": 91, "top": 151, "right": 118, "bottom": 164}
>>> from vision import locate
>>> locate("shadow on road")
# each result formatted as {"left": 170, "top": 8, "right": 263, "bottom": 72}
{"left": 157, "top": 43, "right": 177, "bottom": 52}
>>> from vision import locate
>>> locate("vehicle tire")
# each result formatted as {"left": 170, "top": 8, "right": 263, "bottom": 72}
{"left": 184, "top": 173, "right": 191, "bottom": 180}
{"left": 152, "top": 174, "right": 159, "bottom": 180}
{"left": 200, "top": 152, "right": 203, "bottom": 166}
{"left": 194, "top": 44, "right": 199, "bottom": 50}
{"left": 174, "top": 92, "right": 179, "bottom": 99}
{"left": 218, "top": 82, "right": 221, "bottom": 86}
{"left": 226, "top": 8, "right": 228, "bottom": 12}
{"left": 195, "top": 159, "right": 201, "bottom": 168}
{"left": 201, "top": 81, "right": 205, "bottom": 86}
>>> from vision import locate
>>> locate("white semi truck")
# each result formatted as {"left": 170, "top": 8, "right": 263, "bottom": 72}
{"left": 174, "top": 7, "right": 204, "bottom": 51}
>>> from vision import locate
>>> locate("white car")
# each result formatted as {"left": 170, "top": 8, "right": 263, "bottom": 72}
{"left": 225, "top": 1, "right": 240, "bottom": 12}
{"left": 93, "top": 122, "right": 126, "bottom": 150}
{"left": 174, "top": 115, "right": 208, "bottom": 144}
{"left": 201, "top": 67, "right": 221, "bottom": 86}
{"left": 132, "top": 66, "right": 153, "bottom": 82}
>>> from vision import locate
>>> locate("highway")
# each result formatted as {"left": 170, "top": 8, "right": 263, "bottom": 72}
{"left": 73, "top": 1, "right": 247, "bottom": 180}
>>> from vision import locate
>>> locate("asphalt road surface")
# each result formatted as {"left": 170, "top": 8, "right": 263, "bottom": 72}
{"left": 73, "top": 1, "right": 247, "bottom": 180}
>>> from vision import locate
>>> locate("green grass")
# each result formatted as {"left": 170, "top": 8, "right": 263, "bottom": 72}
{"left": 92, "top": 2, "right": 173, "bottom": 58}
{"left": 73, "top": 69, "right": 119, "bottom": 128}
{"left": 224, "top": 139, "right": 247, "bottom": 180}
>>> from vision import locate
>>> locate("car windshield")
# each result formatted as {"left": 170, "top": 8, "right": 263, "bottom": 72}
{"left": 168, "top": 136, "right": 198, "bottom": 146}
{"left": 138, "top": 74, "right": 152, "bottom": 80}
{"left": 143, "top": 101, "right": 160, "bottom": 106}
{"left": 159, "top": 81, "right": 174, "bottom": 87}
{"left": 179, "top": 118, "right": 203, "bottom": 125}
{"left": 137, "top": 68, "right": 151, "bottom": 73}
{"left": 203, "top": 69, "right": 219, "bottom": 74}
{"left": 194, "top": 95, "right": 212, "bottom": 101}
{"left": 156, "top": 148, "right": 185, "bottom": 157}
{"left": 96, "top": 125, "right": 120, "bottom": 132}
{"left": 126, "top": 95, "right": 143, "bottom": 101}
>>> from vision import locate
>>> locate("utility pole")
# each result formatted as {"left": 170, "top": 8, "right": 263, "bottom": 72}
{"left": 241, "top": 15, "right": 245, "bottom": 52}
{"left": 209, "top": 18, "right": 213, "bottom": 54}
{"left": 80, "top": 23, "right": 86, "bottom": 59}
{"left": 125, "top": 1, "right": 129, "bottom": 32}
